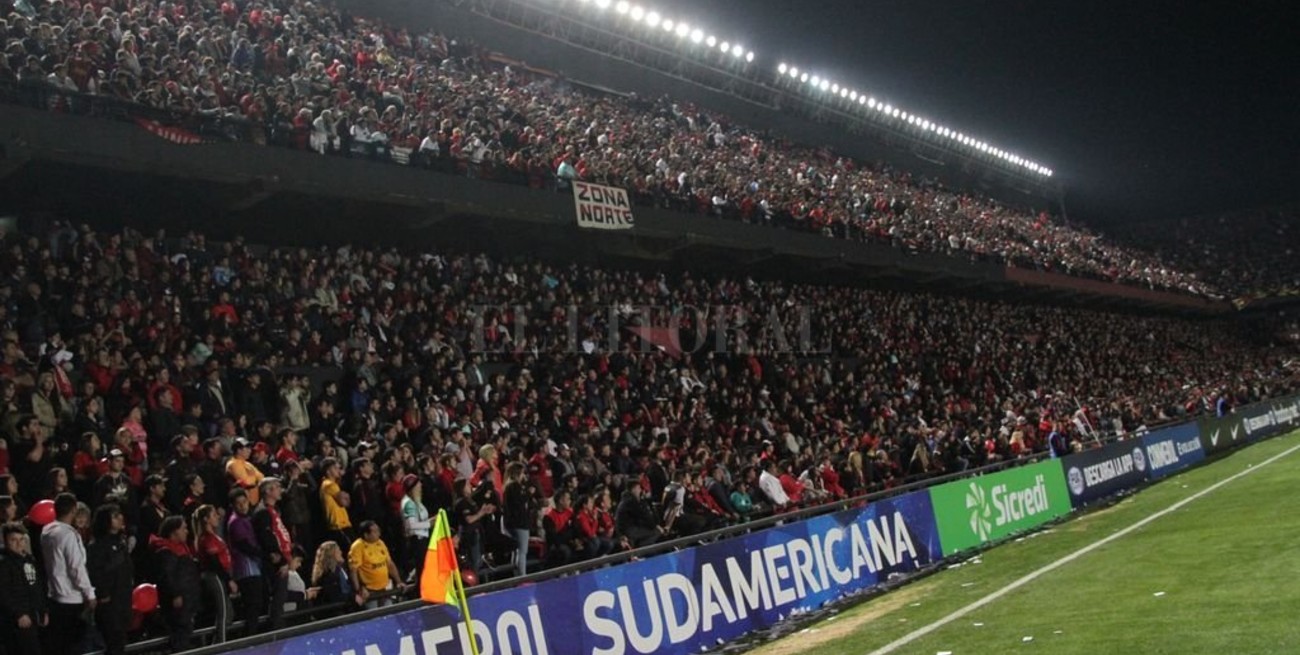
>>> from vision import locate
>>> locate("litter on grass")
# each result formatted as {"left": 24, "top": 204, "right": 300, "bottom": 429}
{"left": 973, "top": 622, "right": 985, "bottom": 627}
{"left": 1023, "top": 636, "right": 1034, "bottom": 643}
{"left": 1153, "top": 591, "right": 1166, "bottom": 597}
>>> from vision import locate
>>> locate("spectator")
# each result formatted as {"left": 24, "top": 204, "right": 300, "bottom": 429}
{"left": 452, "top": 476, "right": 501, "bottom": 576}
{"left": 400, "top": 474, "right": 431, "bottom": 581}
{"left": 40, "top": 493, "right": 95, "bottom": 655}
{"left": 615, "top": 483, "right": 662, "bottom": 549}
{"left": 226, "top": 489, "right": 264, "bottom": 638}
{"left": 192, "top": 504, "right": 234, "bottom": 642}
{"left": 252, "top": 477, "right": 293, "bottom": 630}
{"left": 319, "top": 457, "right": 354, "bottom": 547}
{"left": 151, "top": 516, "right": 200, "bottom": 653}
{"left": 311, "top": 541, "right": 360, "bottom": 611}
{"left": 347, "top": 520, "right": 404, "bottom": 609}
{"left": 87, "top": 505, "right": 133, "bottom": 655}
{"left": 501, "top": 462, "right": 532, "bottom": 577}
{"left": 758, "top": 459, "right": 791, "bottom": 510}
{"left": 0, "top": 521, "right": 46, "bottom": 655}
{"left": 227, "top": 438, "right": 265, "bottom": 506}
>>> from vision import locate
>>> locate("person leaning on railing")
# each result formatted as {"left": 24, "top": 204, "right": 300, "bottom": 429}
{"left": 347, "top": 520, "right": 406, "bottom": 610}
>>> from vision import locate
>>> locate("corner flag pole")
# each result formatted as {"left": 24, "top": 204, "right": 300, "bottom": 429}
{"left": 449, "top": 512, "right": 480, "bottom": 655}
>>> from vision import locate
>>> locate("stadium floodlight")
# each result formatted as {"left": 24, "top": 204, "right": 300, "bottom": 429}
{"left": 662, "top": 18, "right": 674, "bottom": 32}
{"left": 800, "top": 72, "right": 809, "bottom": 83}
{"left": 594, "top": 0, "right": 610, "bottom": 8}
{"left": 859, "top": 95, "right": 867, "bottom": 105}
{"left": 745, "top": 50, "right": 754, "bottom": 62}
{"left": 868, "top": 98, "right": 877, "bottom": 109}
{"left": 720, "top": 41, "right": 730, "bottom": 53}
{"left": 644, "top": 11, "right": 659, "bottom": 27}
{"left": 732, "top": 44, "right": 745, "bottom": 57}
{"left": 810, "top": 75, "right": 821, "bottom": 86}
{"left": 689, "top": 28, "right": 704, "bottom": 43}
{"left": 675, "top": 22, "right": 689, "bottom": 37}
{"left": 849, "top": 90, "right": 858, "bottom": 101}
{"left": 788, "top": 66, "right": 799, "bottom": 77}
{"left": 831, "top": 83, "right": 840, "bottom": 94}
{"left": 892, "top": 108, "right": 901, "bottom": 118}
{"left": 840, "top": 87, "right": 849, "bottom": 98}
{"left": 615, "top": 1, "right": 629, "bottom": 14}
{"left": 706, "top": 35, "right": 717, "bottom": 47}
{"left": 900, "top": 111, "right": 909, "bottom": 121}
{"left": 778, "top": 63, "right": 788, "bottom": 74}
{"left": 628, "top": 5, "right": 642, "bottom": 19}
{"left": 819, "top": 78, "right": 830, "bottom": 91}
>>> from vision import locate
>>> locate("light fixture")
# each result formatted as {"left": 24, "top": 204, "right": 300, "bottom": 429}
{"left": 706, "top": 35, "right": 717, "bottom": 47}
{"left": 831, "top": 83, "right": 840, "bottom": 94}
{"left": 594, "top": 0, "right": 610, "bottom": 8}
{"left": 615, "top": 1, "right": 629, "bottom": 14}
{"left": 675, "top": 22, "right": 689, "bottom": 37}
{"left": 849, "top": 90, "right": 858, "bottom": 101}
{"left": 720, "top": 41, "right": 730, "bottom": 53}
{"left": 778, "top": 62, "right": 788, "bottom": 74}
{"left": 810, "top": 75, "right": 821, "bottom": 86}
{"left": 731, "top": 44, "right": 744, "bottom": 57}
{"left": 644, "top": 11, "right": 659, "bottom": 27}
{"left": 690, "top": 29, "right": 703, "bottom": 43}
{"left": 840, "top": 87, "right": 849, "bottom": 98}
{"left": 819, "top": 79, "right": 830, "bottom": 91}
{"left": 745, "top": 50, "right": 754, "bottom": 62}
{"left": 799, "top": 72, "right": 809, "bottom": 82}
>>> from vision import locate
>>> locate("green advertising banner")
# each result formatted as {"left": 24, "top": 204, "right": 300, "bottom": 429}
{"left": 929, "top": 459, "right": 1071, "bottom": 556}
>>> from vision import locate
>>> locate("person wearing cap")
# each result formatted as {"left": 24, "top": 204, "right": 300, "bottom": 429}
{"left": 91, "top": 448, "right": 133, "bottom": 511}
{"left": 227, "top": 438, "right": 264, "bottom": 506}
{"left": 399, "top": 474, "right": 429, "bottom": 581}
{"left": 251, "top": 478, "right": 293, "bottom": 630}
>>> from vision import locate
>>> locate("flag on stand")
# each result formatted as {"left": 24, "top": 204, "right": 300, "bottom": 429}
{"left": 420, "top": 509, "right": 458, "bottom": 604}
{"left": 420, "top": 509, "right": 479, "bottom": 655}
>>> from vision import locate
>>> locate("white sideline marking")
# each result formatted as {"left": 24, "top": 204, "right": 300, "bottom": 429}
{"left": 864, "top": 440, "right": 1300, "bottom": 655}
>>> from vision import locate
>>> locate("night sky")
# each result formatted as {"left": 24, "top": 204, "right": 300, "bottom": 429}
{"left": 649, "top": 0, "right": 1299, "bottom": 227}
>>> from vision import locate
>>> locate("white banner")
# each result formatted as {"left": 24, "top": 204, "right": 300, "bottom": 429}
{"left": 573, "top": 181, "right": 635, "bottom": 230}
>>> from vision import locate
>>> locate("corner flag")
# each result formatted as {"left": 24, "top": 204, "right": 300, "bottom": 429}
{"left": 420, "top": 509, "right": 479, "bottom": 655}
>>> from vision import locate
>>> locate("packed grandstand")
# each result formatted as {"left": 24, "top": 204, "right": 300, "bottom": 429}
{"left": 0, "top": 0, "right": 1297, "bottom": 653}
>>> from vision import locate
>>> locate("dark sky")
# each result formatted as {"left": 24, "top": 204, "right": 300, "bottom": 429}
{"left": 648, "top": 0, "right": 1300, "bottom": 227}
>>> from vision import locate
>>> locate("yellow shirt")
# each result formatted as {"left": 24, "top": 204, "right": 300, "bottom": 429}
{"left": 348, "top": 538, "right": 392, "bottom": 591}
{"left": 226, "top": 457, "right": 264, "bottom": 506}
{"left": 321, "top": 478, "right": 351, "bottom": 530}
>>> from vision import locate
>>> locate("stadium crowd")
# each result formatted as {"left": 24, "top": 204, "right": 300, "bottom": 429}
{"left": 1116, "top": 205, "right": 1300, "bottom": 305}
{"left": 0, "top": 0, "right": 1224, "bottom": 297}
{"left": 0, "top": 218, "right": 1291, "bottom": 653}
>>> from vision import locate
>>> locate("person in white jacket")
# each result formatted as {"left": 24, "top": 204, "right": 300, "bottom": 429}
{"left": 400, "top": 475, "right": 431, "bottom": 581}
{"left": 757, "top": 459, "right": 790, "bottom": 510}
{"left": 40, "top": 493, "right": 97, "bottom": 655}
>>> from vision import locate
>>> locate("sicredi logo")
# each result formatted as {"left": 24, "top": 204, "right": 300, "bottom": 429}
{"left": 1067, "top": 467, "right": 1085, "bottom": 496}
{"left": 966, "top": 475, "right": 1052, "bottom": 542}
{"left": 964, "top": 482, "right": 992, "bottom": 541}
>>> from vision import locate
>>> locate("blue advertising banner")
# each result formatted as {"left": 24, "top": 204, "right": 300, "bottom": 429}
{"left": 1141, "top": 423, "right": 1206, "bottom": 480}
{"left": 1060, "top": 437, "right": 1150, "bottom": 508}
{"left": 228, "top": 490, "right": 942, "bottom": 655}
{"left": 1240, "top": 396, "right": 1300, "bottom": 442}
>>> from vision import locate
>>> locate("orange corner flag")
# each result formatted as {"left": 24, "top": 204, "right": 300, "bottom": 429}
{"left": 420, "top": 509, "right": 458, "bottom": 604}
